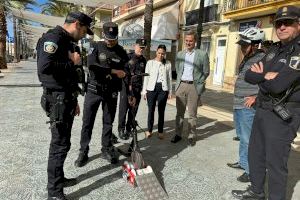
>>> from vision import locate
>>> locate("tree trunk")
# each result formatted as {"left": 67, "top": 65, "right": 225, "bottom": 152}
{"left": 196, "top": 0, "right": 205, "bottom": 49}
{"left": 144, "top": 0, "right": 153, "bottom": 60}
{"left": 0, "top": 5, "right": 7, "bottom": 69}
{"left": 13, "top": 16, "right": 19, "bottom": 62}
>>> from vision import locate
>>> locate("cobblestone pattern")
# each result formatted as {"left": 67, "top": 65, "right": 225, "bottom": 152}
{"left": 0, "top": 60, "right": 299, "bottom": 200}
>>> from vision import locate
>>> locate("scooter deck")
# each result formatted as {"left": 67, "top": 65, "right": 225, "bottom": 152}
{"left": 135, "top": 167, "right": 168, "bottom": 200}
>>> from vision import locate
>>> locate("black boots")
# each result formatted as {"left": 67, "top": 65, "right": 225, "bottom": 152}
{"left": 74, "top": 152, "right": 88, "bottom": 167}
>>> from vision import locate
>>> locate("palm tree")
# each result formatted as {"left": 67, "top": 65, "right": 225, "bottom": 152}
{"left": 196, "top": 0, "right": 205, "bottom": 49}
{"left": 41, "top": 0, "right": 77, "bottom": 17}
{"left": 144, "top": 0, "right": 153, "bottom": 60}
{"left": 0, "top": 0, "right": 35, "bottom": 69}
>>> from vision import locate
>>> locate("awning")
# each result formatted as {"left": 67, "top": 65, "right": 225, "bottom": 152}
{"left": 56, "top": 0, "right": 131, "bottom": 7}
{"left": 119, "top": 2, "right": 179, "bottom": 40}
{"left": 10, "top": 7, "right": 65, "bottom": 27}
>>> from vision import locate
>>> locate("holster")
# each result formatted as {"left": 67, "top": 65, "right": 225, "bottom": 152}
{"left": 41, "top": 89, "right": 75, "bottom": 125}
{"left": 49, "top": 92, "right": 66, "bottom": 124}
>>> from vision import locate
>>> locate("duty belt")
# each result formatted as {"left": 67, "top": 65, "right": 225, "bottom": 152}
{"left": 87, "top": 81, "right": 110, "bottom": 94}
{"left": 43, "top": 87, "right": 77, "bottom": 100}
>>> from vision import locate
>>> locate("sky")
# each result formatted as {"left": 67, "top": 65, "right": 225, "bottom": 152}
{"left": 7, "top": 0, "right": 48, "bottom": 39}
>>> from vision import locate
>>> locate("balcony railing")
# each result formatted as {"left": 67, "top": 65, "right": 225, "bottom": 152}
{"left": 113, "top": 0, "right": 146, "bottom": 18}
{"left": 223, "top": 0, "right": 277, "bottom": 12}
{"left": 186, "top": 4, "right": 220, "bottom": 26}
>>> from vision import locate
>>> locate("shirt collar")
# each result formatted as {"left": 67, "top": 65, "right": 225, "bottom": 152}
{"left": 185, "top": 48, "right": 195, "bottom": 54}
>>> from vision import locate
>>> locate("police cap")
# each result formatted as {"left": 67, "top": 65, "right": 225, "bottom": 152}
{"left": 103, "top": 22, "right": 118, "bottom": 40}
{"left": 136, "top": 38, "right": 147, "bottom": 47}
{"left": 66, "top": 11, "right": 94, "bottom": 35}
{"left": 274, "top": 5, "right": 300, "bottom": 22}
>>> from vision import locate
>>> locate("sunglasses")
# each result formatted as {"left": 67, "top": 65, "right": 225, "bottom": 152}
{"left": 274, "top": 19, "right": 297, "bottom": 28}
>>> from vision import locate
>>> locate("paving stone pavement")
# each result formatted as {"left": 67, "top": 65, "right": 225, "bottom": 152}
{"left": 0, "top": 60, "right": 300, "bottom": 200}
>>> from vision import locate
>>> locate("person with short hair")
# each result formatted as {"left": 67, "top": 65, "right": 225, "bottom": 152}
{"left": 74, "top": 22, "right": 128, "bottom": 167}
{"left": 118, "top": 38, "right": 147, "bottom": 140}
{"left": 36, "top": 11, "right": 93, "bottom": 200}
{"left": 171, "top": 30, "right": 210, "bottom": 146}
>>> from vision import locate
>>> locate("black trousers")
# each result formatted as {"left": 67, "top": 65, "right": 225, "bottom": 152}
{"left": 146, "top": 83, "right": 168, "bottom": 133}
{"left": 249, "top": 107, "right": 300, "bottom": 200}
{"left": 79, "top": 90, "right": 118, "bottom": 153}
{"left": 118, "top": 87, "right": 141, "bottom": 132}
{"left": 43, "top": 92, "right": 77, "bottom": 196}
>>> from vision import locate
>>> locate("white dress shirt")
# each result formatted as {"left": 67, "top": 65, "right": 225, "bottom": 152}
{"left": 181, "top": 49, "right": 195, "bottom": 81}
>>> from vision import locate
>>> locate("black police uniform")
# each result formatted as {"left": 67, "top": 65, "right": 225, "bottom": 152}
{"left": 244, "top": 35, "right": 300, "bottom": 199}
{"left": 37, "top": 27, "right": 80, "bottom": 197}
{"left": 118, "top": 51, "right": 146, "bottom": 137}
{"left": 78, "top": 40, "right": 128, "bottom": 163}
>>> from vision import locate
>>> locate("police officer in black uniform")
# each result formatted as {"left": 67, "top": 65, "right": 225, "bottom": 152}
{"left": 232, "top": 5, "right": 300, "bottom": 200}
{"left": 37, "top": 12, "right": 93, "bottom": 200}
{"left": 75, "top": 22, "right": 128, "bottom": 167}
{"left": 118, "top": 38, "right": 147, "bottom": 140}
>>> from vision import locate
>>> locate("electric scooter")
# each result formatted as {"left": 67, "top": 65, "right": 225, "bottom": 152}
{"left": 121, "top": 73, "right": 168, "bottom": 199}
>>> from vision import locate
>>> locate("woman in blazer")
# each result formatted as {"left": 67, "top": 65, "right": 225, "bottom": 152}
{"left": 142, "top": 44, "right": 172, "bottom": 139}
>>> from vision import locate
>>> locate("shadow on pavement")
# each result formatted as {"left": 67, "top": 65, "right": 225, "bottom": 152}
{"left": 67, "top": 157, "right": 127, "bottom": 199}
{"left": 118, "top": 116, "right": 234, "bottom": 193}
{"left": 67, "top": 116, "right": 233, "bottom": 199}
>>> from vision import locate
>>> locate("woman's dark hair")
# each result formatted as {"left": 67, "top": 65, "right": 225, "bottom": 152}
{"left": 157, "top": 44, "right": 166, "bottom": 51}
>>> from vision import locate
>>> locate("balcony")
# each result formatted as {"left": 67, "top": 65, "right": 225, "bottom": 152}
{"left": 112, "top": 0, "right": 178, "bottom": 22}
{"left": 113, "top": 0, "right": 145, "bottom": 18}
{"left": 223, "top": 0, "right": 300, "bottom": 20}
{"left": 185, "top": 4, "right": 220, "bottom": 26}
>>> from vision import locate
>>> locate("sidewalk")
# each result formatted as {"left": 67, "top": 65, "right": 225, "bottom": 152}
{"left": 0, "top": 61, "right": 299, "bottom": 200}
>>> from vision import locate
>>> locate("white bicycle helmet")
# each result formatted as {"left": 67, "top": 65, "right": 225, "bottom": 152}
{"left": 237, "top": 27, "right": 265, "bottom": 45}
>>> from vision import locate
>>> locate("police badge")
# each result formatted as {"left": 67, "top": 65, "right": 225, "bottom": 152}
{"left": 44, "top": 42, "right": 58, "bottom": 54}
{"left": 289, "top": 56, "right": 300, "bottom": 70}
{"left": 99, "top": 53, "right": 107, "bottom": 61}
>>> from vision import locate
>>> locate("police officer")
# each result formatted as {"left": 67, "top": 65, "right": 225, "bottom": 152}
{"left": 118, "top": 38, "right": 147, "bottom": 140}
{"left": 75, "top": 22, "right": 128, "bottom": 167}
{"left": 232, "top": 5, "right": 300, "bottom": 200}
{"left": 37, "top": 12, "right": 93, "bottom": 200}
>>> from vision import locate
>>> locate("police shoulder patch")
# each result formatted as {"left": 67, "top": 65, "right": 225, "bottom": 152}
{"left": 289, "top": 56, "right": 300, "bottom": 70}
{"left": 44, "top": 41, "right": 58, "bottom": 54}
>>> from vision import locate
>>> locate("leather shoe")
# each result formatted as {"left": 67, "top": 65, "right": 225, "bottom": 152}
{"left": 48, "top": 193, "right": 68, "bottom": 200}
{"left": 227, "top": 162, "right": 244, "bottom": 170}
{"left": 111, "top": 133, "right": 119, "bottom": 144}
{"left": 232, "top": 186, "right": 265, "bottom": 199}
{"left": 62, "top": 177, "right": 77, "bottom": 187}
{"left": 74, "top": 152, "right": 88, "bottom": 167}
{"left": 101, "top": 147, "right": 119, "bottom": 164}
{"left": 158, "top": 132, "right": 164, "bottom": 140}
{"left": 188, "top": 138, "right": 196, "bottom": 146}
{"left": 237, "top": 172, "right": 250, "bottom": 183}
{"left": 119, "top": 129, "right": 129, "bottom": 140}
{"left": 171, "top": 135, "right": 182, "bottom": 143}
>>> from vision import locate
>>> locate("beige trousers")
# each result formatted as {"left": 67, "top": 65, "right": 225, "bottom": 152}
{"left": 175, "top": 82, "right": 199, "bottom": 138}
